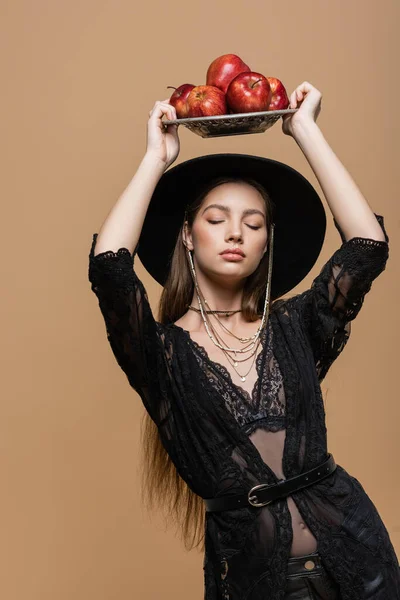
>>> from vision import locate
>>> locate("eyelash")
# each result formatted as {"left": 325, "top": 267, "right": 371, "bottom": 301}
{"left": 207, "top": 220, "right": 261, "bottom": 230}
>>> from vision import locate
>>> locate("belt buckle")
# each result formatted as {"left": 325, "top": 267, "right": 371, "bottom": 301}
{"left": 248, "top": 480, "right": 284, "bottom": 508}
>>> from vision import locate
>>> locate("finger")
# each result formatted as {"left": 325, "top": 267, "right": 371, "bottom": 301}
{"left": 150, "top": 102, "right": 177, "bottom": 121}
{"left": 297, "top": 81, "right": 313, "bottom": 92}
{"left": 158, "top": 101, "right": 177, "bottom": 118}
{"left": 297, "top": 82, "right": 322, "bottom": 99}
{"left": 292, "top": 82, "right": 322, "bottom": 107}
{"left": 150, "top": 99, "right": 171, "bottom": 111}
{"left": 161, "top": 111, "right": 178, "bottom": 127}
{"left": 291, "top": 82, "right": 311, "bottom": 102}
{"left": 164, "top": 107, "right": 177, "bottom": 121}
{"left": 167, "top": 122, "right": 179, "bottom": 133}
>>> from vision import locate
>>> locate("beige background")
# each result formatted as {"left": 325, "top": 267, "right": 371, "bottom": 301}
{"left": 1, "top": 1, "right": 399, "bottom": 598}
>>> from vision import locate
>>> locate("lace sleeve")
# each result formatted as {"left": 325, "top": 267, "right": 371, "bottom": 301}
{"left": 88, "top": 233, "right": 172, "bottom": 425}
{"left": 292, "top": 214, "right": 389, "bottom": 382}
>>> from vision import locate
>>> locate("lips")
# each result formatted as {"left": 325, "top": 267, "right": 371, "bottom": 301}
{"left": 220, "top": 248, "right": 245, "bottom": 257}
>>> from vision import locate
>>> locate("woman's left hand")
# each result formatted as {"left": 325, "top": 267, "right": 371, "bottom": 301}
{"left": 282, "top": 81, "right": 322, "bottom": 137}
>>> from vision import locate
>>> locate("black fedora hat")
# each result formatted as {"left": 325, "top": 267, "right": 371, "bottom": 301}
{"left": 137, "top": 153, "right": 326, "bottom": 301}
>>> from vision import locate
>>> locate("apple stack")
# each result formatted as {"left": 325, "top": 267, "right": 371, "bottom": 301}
{"left": 168, "top": 54, "right": 289, "bottom": 119}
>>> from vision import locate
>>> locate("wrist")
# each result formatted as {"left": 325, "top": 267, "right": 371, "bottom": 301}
{"left": 143, "top": 151, "right": 168, "bottom": 173}
{"left": 291, "top": 119, "right": 323, "bottom": 146}
{"left": 292, "top": 121, "right": 324, "bottom": 152}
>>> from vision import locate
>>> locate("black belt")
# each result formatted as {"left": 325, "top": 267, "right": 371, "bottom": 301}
{"left": 204, "top": 453, "right": 336, "bottom": 512}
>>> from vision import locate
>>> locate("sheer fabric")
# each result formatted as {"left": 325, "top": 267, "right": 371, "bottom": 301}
{"left": 88, "top": 214, "right": 400, "bottom": 599}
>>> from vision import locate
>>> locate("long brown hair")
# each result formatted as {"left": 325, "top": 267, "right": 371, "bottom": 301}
{"left": 140, "top": 176, "right": 275, "bottom": 551}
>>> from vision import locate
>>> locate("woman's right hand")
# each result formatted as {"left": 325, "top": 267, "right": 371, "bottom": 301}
{"left": 146, "top": 98, "right": 180, "bottom": 170}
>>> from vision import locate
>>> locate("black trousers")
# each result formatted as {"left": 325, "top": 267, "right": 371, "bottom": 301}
{"left": 284, "top": 551, "right": 341, "bottom": 599}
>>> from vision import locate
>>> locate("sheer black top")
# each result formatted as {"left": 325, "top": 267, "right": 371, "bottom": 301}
{"left": 88, "top": 213, "right": 400, "bottom": 599}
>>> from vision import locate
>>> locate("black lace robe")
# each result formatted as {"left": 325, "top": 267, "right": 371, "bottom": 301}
{"left": 88, "top": 214, "right": 400, "bottom": 599}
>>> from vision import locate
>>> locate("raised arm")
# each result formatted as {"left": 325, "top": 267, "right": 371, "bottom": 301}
{"left": 93, "top": 98, "right": 180, "bottom": 256}
{"left": 281, "top": 82, "right": 389, "bottom": 381}
{"left": 283, "top": 81, "right": 386, "bottom": 243}
{"left": 88, "top": 99, "right": 180, "bottom": 424}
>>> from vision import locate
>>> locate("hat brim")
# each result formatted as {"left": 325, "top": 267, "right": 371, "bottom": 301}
{"left": 138, "top": 153, "right": 326, "bottom": 300}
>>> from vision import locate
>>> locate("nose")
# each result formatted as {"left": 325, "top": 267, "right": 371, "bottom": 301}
{"left": 226, "top": 223, "right": 243, "bottom": 243}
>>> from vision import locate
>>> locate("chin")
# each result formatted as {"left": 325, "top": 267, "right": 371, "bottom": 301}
{"left": 219, "top": 264, "right": 256, "bottom": 282}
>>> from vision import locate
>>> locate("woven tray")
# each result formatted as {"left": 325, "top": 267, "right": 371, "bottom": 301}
{"left": 163, "top": 108, "right": 298, "bottom": 138}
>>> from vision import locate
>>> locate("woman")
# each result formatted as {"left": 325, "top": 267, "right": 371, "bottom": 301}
{"left": 88, "top": 82, "right": 400, "bottom": 599}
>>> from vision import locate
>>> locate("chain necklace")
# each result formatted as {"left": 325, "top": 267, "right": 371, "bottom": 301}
{"left": 196, "top": 298, "right": 264, "bottom": 380}
{"left": 200, "top": 301, "right": 261, "bottom": 354}
{"left": 202, "top": 310, "right": 260, "bottom": 364}
{"left": 188, "top": 306, "right": 242, "bottom": 317}
{"left": 200, "top": 300, "right": 259, "bottom": 351}
{"left": 186, "top": 222, "right": 275, "bottom": 381}
{"left": 215, "top": 326, "right": 264, "bottom": 379}
{"left": 187, "top": 252, "right": 266, "bottom": 353}
{"left": 208, "top": 309, "right": 261, "bottom": 343}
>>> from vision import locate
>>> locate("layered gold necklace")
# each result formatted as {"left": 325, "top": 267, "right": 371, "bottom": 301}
{"left": 186, "top": 223, "right": 274, "bottom": 382}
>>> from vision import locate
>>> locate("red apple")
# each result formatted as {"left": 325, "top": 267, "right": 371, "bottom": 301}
{"left": 206, "top": 54, "right": 251, "bottom": 94}
{"left": 226, "top": 72, "right": 272, "bottom": 113}
{"left": 186, "top": 85, "right": 227, "bottom": 117}
{"left": 167, "top": 84, "right": 195, "bottom": 118}
{"left": 266, "top": 77, "right": 289, "bottom": 110}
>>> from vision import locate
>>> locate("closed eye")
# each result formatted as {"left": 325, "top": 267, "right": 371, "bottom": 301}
{"left": 208, "top": 220, "right": 261, "bottom": 230}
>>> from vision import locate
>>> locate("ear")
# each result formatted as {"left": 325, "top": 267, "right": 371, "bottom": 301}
{"left": 182, "top": 221, "right": 194, "bottom": 251}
